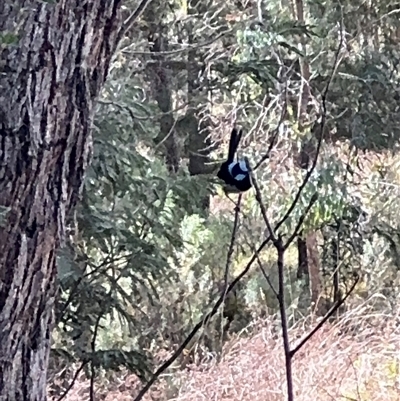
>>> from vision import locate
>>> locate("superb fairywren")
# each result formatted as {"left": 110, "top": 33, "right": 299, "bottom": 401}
{"left": 217, "top": 128, "right": 252, "bottom": 193}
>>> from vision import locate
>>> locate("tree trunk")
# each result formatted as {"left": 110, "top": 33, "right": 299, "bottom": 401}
{"left": 291, "top": 0, "right": 323, "bottom": 308}
{"left": 186, "top": 0, "right": 213, "bottom": 212}
{"left": 145, "top": 0, "right": 180, "bottom": 173}
{"left": 0, "top": 1, "right": 123, "bottom": 399}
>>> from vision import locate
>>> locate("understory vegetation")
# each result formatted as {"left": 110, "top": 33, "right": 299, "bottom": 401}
{"left": 47, "top": 0, "right": 400, "bottom": 399}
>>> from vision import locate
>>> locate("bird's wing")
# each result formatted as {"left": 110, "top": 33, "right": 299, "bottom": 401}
{"left": 227, "top": 128, "right": 242, "bottom": 162}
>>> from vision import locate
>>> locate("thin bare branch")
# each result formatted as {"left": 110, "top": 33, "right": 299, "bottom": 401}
{"left": 133, "top": 197, "right": 249, "bottom": 401}
{"left": 57, "top": 361, "right": 88, "bottom": 401}
{"left": 89, "top": 313, "right": 103, "bottom": 401}
{"left": 248, "top": 168, "right": 277, "bottom": 242}
{"left": 276, "top": 240, "right": 294, "bottom": 401}
{"left": 283, "top": 192, "right": 319, "bottom": 249}
{"left": 255, "top": 248, "right": 279, "bottom": 298}
{"left": 123, "top": 30, "right": 230, "bottom": 56}
{"left": 254, "top": 85, "right": 289, "bottom": 171}
{"left": 220, "top": 195, "right": 242, "bottom": 346}
{"left": 117, "top": 0, "right": 153, "bottom": 45}
{"left": 290, "top": 273, "right": 360, "bottom": 357}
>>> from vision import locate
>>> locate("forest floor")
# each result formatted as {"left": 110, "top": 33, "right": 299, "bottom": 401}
{"left": 51, "top": 304, "right": 400, "bottom": 401}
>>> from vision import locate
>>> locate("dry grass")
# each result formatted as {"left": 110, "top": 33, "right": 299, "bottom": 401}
{"left": 50, "top": 304, "right": 400, "bottom": 401}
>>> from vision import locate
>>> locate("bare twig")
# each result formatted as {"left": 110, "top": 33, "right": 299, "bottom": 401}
{"left": 89, "top": 313, "right": 103, "bottom": 401}
{"left": 57, "top": 361, "right": 88, "bottom": 401}
{"left": 222, "top": 195, "right": 242, "bottom": 291}
{"left": 117, "top": 0, "right": 153, "bottom": 45}
{"left": 255, "top": 247, "right": 278, "bottom": 298}
{"left": 290, "top": 273, "right": 359, "bottom": 357}
{"left": 220, "top": 195, "right": 242, "bottom": 347}
{"left": 133, "top": 199, "right": 252, "bottom": 401}
{"left": 97, "top": 100, "right": 150, "bottom": 121}
{"left": 276, "top": 239, "right": 293, "bottom": 400}
{"left": 283, "top": 192, "right": 319, "bottom": 249}
{"left": 123, "top": 30, "right": 230, "bottom": 56}
{"left": 254, "top": 88, "right": 288, "bottom": 171}
{"left": 249, "top": 168, "right": 277, "bottom": 242}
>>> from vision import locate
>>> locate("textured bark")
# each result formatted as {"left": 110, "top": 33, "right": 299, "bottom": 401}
{"left": 145, "top": 1, "right": 180, "bottom": 173}
{"left": 306, "top": 232, "right": 322, "bottom": 306}
{"left": 0, "top": 1, "right": 123, "bottom": 399}
{"left": 296, "top": 236, "right": 308, "bottom": 279}
{"left": 291, "top": 0, "right": 323, "bottom": 306}
{"left": 185, "top": 0, "right": 213, "bottom": 211}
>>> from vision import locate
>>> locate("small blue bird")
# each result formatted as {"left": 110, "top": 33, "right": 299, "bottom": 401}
{"left": 217, "top": 128, "right": 252, "bottom": 193}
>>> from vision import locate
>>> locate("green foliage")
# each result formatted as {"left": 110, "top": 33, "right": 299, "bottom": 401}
{"left": 53, "top": 85, "right": 186, "bottom": 380}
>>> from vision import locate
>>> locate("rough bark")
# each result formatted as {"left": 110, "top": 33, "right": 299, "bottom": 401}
{"left": 145, "top": 1, "right": 180, "bottom": 173}
{"left": 306, "top": 232, "right": 322, "bottom": 306}
{"left": 0, "top": 1, "right": 123, "bottom": 399}
{"left": 185, "top": 0, "right": 213, "bottom": 211}
{"left": 291, "top": 0, "right": 323, "bottom": 307}
{"left": 296, "top": 236, "right": 308, "bottom": 279}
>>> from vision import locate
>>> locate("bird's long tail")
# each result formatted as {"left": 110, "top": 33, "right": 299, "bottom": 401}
{"left": 227, "top": 128, "right": 242, "bottom": 162}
